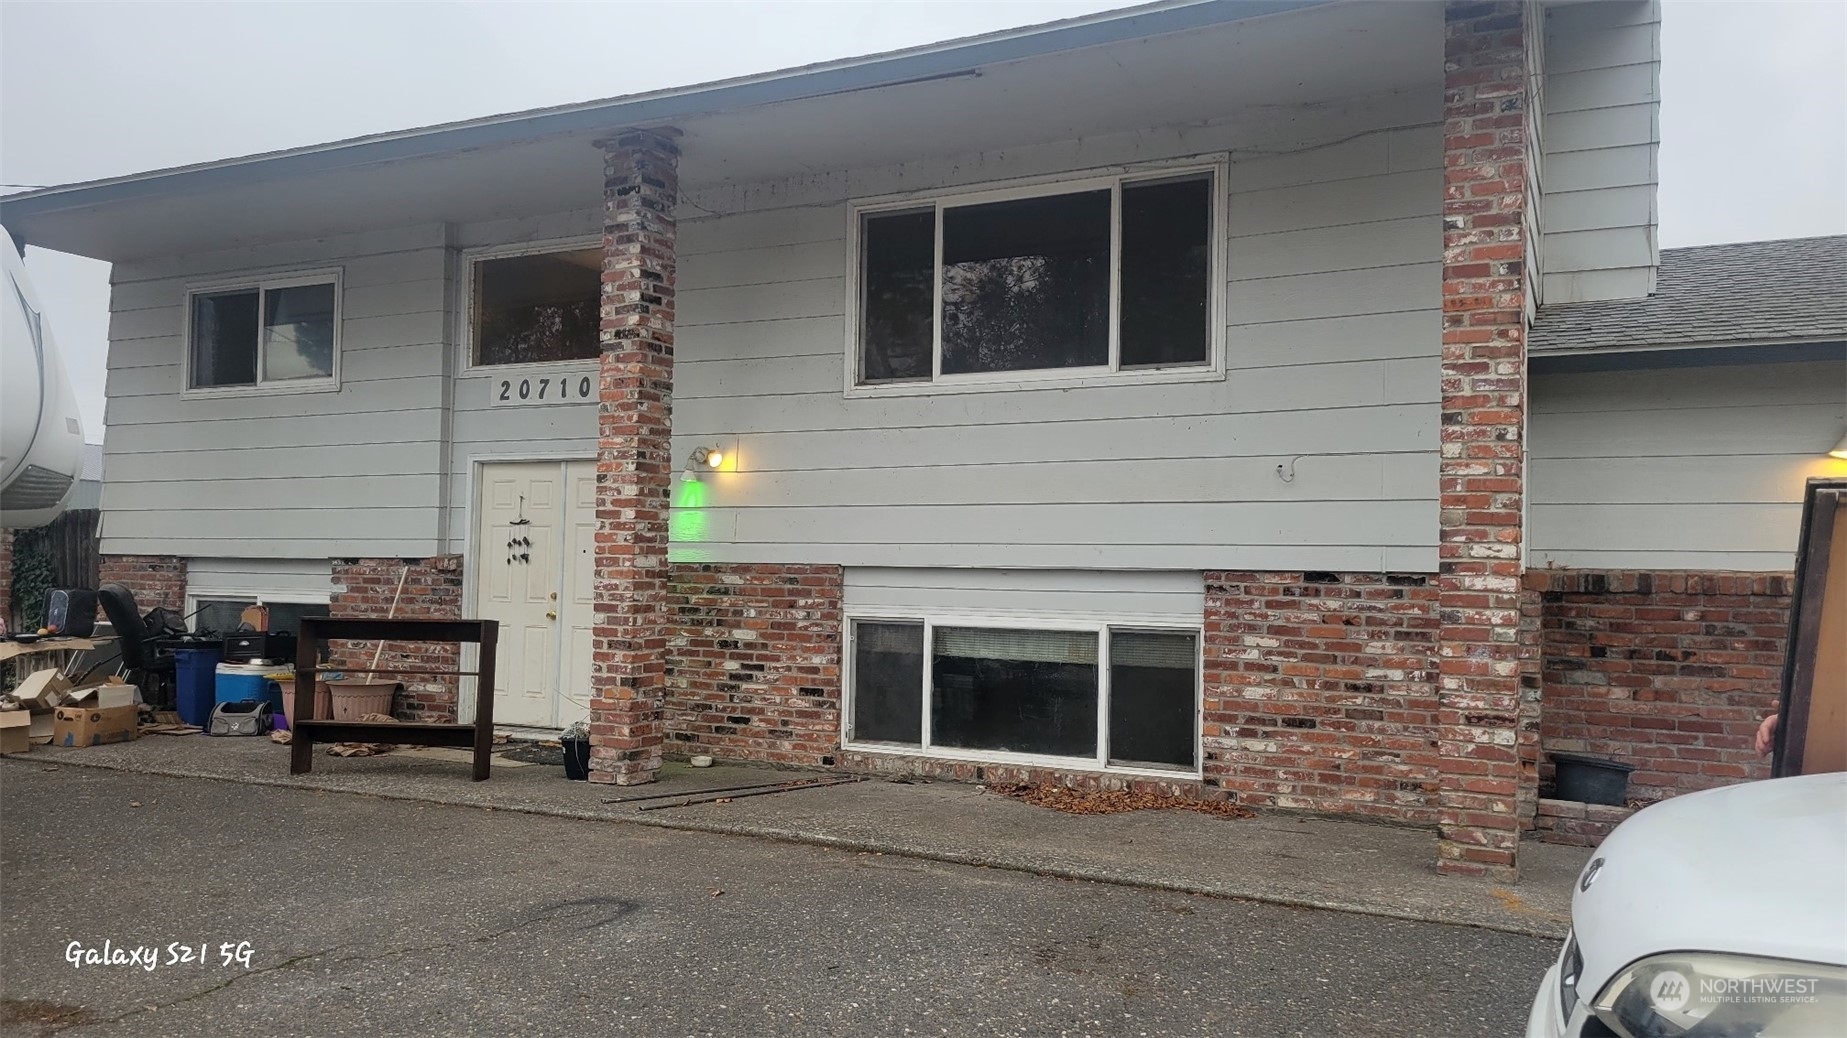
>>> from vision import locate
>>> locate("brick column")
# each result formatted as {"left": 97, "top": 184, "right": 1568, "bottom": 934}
{"left": 589, "top": 128, "right": 680, "bottom": 785}
{"left": 1436, "top": 1, "right": 1535, "bottom": 878}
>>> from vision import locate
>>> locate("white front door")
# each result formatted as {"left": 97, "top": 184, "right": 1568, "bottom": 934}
{"left": 475, "top": 461, "right": 598, "bottom": 729}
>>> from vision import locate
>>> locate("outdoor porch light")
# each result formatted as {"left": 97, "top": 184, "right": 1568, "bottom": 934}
{"left": 1830, "top": 430, "right": 1847, "bottom": 460}
{"left": 682, "top": 446, "right": 726, "bottom": 481}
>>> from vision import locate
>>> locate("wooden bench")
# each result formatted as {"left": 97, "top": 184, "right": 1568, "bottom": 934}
{"left": 290, "top": 618, "right": 500, "bottom": 781}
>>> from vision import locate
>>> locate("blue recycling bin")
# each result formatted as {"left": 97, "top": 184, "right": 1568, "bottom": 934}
{"left": 172, "top": 646, "right": 223, "bottom": 727}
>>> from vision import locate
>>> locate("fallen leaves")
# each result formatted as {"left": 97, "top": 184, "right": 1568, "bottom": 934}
{"left": 989, "top": 784, "right": 1254, "bottom": 820}
{"left": 328, "top": 713, "right": 400, "bottom": 757}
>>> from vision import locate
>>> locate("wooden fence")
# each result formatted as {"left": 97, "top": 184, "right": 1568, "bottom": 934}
{"left": 8, "top": 509, "right": 100, "bottom": 625}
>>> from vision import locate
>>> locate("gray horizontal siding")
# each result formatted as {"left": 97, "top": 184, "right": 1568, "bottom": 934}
{"left": 649, "top": 101, "right": 1443, "bottom": 573}
{"left": 111, "top": 93, "right": 1451, "bottom": 574}
{"left": 100, "top": 226, "right": 449, "bottom": 559}
{"left": 1528, "top": 359, "right": 1846, "bottom": 571}
{"left": 1540, "top": 0, "right": 1660, "bottom": 304}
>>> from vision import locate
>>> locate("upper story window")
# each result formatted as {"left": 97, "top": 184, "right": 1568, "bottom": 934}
{"left": 471, "top": 247, "right": 602, "bottom": 367}
{"left": 187, "top": 272, "right": 339, "bottom": 391}
{"left": 854, "top": 166, "right": 1219, "bottom": 389}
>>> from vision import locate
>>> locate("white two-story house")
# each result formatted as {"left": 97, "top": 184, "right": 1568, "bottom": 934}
{"left": 5, "top": 0, "right": 1843, "bottom": 877}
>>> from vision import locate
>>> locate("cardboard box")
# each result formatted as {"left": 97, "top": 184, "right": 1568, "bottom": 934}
{"left": 0, "top": 711, "right": 29, "bottom": 754}
{"left": 52, "top": 704, "right": 139, "bottom": 748}
{"left": 13, "top": 669, "right": 70, "bottom": 712}
{"left": 67, "top": 683, "right": 137, "bottom": 710}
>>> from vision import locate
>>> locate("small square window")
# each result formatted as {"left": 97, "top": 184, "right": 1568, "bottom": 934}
{"left": 189, "top": 275, "right": 339, "bottom": 391}
{"left": 473, "top": 248, "right": 603, "bottom": 366}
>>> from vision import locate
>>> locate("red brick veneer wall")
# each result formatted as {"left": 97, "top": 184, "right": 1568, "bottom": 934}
{"left": 1202, "top": 571, "right": 1443, "bottom": 824}
{"left": 1531, "top": 570, "right": 1789, "bottom": 799}
{"left": 329, "top": 556, "right": 464, "bottom": 721}
{"left": 98, "top": 554, "right": 187, "bottom": 613}
{"left": 1533, "top": 797, "right": 1634, "bottom": 848}
{"left": 664, "top": 563, "right": 843, "bottom": 766}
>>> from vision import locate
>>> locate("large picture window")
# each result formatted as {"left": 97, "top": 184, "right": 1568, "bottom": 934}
{"left": 471, "top": 247, "right": 603, "bottom": 367}
{"left": 188, "top": 274, "right": 339, "bottom": 391}
{"left": 846, "top": 619, "right": 1199, "bottom": 773}
{"left": 854, "top": 167, "right": 1217, "bottom": 388}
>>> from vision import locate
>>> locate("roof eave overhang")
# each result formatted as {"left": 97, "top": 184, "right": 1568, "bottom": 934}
{"left": 0, "top": 0, "right": 1325, "bottom": 234}
{"left": 1530, "top": 338, "right": 1847, "bottom": 374}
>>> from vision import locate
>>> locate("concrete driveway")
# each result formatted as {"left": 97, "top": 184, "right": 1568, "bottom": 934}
{"left": 10, "top": 737, "right": 1588, "bottom": 939}
{"left": 0, "top": 763, "right": 1557, "bottom": 1037}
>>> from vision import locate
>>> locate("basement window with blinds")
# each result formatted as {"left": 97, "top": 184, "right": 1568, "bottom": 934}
{"left": 845, "top": 620, "right": 1200, "bottom": 773}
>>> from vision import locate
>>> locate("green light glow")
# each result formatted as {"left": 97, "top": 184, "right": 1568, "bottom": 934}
{"left": 669, "top": 476, "right": 709, "bottom": 545}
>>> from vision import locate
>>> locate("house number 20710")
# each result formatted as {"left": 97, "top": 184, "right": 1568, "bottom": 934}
{"left": 490, "top": 373, "right": 596, "bottom": 406}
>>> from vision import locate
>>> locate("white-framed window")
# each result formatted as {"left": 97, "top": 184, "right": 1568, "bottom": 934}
{"left": 183, "top": 590, "right": 331, "bottom": 642}
{"left": 464, "top": 239, "right": 603, "bottom": 370}
{"left": 843, "top": 615, "right": 1202, "bottom": 776}
{"left": 186, "top": 270, "right": 341, "bottom": 394}
{"left": 847, "top": 161, "right": 1225, "bottom": 395}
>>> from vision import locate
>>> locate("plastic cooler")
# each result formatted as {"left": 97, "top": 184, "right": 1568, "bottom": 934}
{"left": 215, "top": 663, "right": 294, "bottom": 720}
{"left": 173, "top": 646, "right": 224, "bottom": 726}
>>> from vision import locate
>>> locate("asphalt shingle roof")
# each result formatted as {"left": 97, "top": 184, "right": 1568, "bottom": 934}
{"left": 1529, "top": 235, "right": 1847, "bottom": 353}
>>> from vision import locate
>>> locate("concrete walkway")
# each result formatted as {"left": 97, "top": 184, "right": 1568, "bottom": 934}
{"left": 3, "top": 737, "right": 1587, "bottom": 938}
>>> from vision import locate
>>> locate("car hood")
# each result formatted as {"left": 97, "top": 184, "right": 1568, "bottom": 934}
{"left": 1573, "top": 773, "right": 1847, "bottom": 998}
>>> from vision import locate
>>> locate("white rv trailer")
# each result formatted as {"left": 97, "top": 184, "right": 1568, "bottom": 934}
{"left": 1, "top": 232, "right": 85, "bottom": 529}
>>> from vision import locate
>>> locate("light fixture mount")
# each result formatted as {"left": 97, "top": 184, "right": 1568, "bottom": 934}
{"left": 683, "top": 445, "right": 727, "bottom": 480}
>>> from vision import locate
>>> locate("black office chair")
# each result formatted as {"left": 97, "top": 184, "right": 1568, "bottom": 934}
{"left": 97, "top": 583, "right": 177, "bottom": 709}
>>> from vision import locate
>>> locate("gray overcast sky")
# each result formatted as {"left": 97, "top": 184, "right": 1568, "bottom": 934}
{"left": 3, "top": 0, "right": 1843, "bottom": 442}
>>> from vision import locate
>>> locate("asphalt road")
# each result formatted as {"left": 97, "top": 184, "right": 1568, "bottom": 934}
{"left": 0, "top": 762, "right": 1555, "bottom": 1037}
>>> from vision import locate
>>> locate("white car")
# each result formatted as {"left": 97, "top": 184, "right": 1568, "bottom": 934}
{"left": 1527, "top": 772, "right": 1847, "bottom": 1038}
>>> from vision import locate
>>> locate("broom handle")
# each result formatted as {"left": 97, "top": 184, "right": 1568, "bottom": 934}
{"left": 368, "top": 565, "right": 412, "bottom": 672}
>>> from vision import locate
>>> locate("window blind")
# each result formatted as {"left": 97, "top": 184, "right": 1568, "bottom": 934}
{"left": 933, "top": 627, "right": 1097, "bottom": 665}
{"left": 1108, "top": 630, "right": 1197, "bottom": 669}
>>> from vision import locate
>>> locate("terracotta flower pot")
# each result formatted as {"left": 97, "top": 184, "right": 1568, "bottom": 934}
{"left": 326, "top": 680, "right": 399, "bottom": 721}
{"left": 280, "top": 680, "right": 334, "bottom": 730}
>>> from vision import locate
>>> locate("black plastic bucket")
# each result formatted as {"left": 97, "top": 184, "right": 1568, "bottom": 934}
{"left": 1551, "top": 752, "right": 1635, "bottom": 806}
{"left": 561, "top": 737, "right": 591, "bottom": 781}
